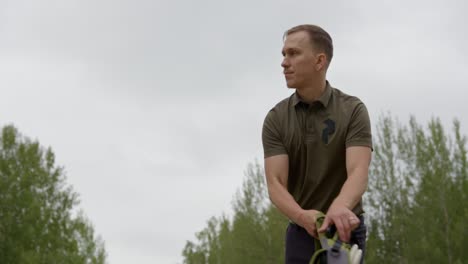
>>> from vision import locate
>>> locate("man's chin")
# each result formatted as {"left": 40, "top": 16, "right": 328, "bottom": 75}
{"left": 286, "top": 82, "right": 297, "bottom": 89}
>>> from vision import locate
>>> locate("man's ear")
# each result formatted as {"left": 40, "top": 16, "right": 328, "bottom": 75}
{"left": 315, "top": 53, "right": 327, "bottom": 71}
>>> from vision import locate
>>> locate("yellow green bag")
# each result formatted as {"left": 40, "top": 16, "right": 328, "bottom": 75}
{"left": 309, "top": 212, "right": 362, "bottom": 264}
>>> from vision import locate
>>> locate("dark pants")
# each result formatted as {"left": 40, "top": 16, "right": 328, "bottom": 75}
{"left": 285, "top": 215, "right": 367, "bottom": 264}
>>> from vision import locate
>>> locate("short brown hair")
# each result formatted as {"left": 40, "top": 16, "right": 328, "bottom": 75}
{"left": 284, "top": 24, "right": 333, "bottom": 64}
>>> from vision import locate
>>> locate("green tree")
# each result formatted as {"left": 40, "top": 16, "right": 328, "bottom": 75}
{"left": 365, "top": 116, "right": 468, "bottom": 264}
{"left": 182, "top": 161, "right": 288, "bottom": 264}
{"left": 0, "top": 125, "right": 107, "bottom": 264}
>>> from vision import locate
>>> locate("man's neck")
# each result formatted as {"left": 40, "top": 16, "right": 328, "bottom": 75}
{"left": 296, "top": 78, "right": 327, "bottom": 104}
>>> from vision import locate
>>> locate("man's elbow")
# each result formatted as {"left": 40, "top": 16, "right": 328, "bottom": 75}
{"left": 266, "top": 181, "right": 275, "bottom": 202}
{"left": 266, "top": 178, "right": 284, "bottom": 204}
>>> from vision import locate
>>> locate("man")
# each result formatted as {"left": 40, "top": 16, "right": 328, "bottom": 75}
{"left": 262, "top": 24, "right": 372, "bottom": 264}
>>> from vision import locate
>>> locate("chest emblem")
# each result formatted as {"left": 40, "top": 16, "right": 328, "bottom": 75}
{"left": 322, "top": 119, "right": 336, "bottom": 144}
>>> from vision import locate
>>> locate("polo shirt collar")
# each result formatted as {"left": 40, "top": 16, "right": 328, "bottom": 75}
{"left": 293, "top": 81, "right": 332, "bottom": 108}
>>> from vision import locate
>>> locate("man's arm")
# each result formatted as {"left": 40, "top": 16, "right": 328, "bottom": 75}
{"left": 334, "top": 146, "right": 371, "bottom": 209}
{"left": 265, "top": 154, "right": 321, "bottom": 238}
{"left": 318, "top": 146, "right": 372, "bottom": 242}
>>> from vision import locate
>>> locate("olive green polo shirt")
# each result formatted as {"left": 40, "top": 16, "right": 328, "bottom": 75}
{"left": 262, "top": 81, "right": 372, "bottom": 215}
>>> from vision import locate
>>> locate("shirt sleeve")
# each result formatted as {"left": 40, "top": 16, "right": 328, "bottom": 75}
{"left": 346, "top": 102, "right": 373, "bottom": 150}
{"left": 262, "top": 110, "right": 288, "bottom": 158}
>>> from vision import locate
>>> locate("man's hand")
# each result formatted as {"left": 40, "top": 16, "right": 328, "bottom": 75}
{"left": 317, "top": 202, "right": 360, "bottom": 242}
{"left": 295, "top": 209, "right": 321, "bottom": 238}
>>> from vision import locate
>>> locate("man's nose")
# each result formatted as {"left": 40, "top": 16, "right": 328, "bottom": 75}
{"left": 281, "top": 58, "right": 290, "bottom": 68}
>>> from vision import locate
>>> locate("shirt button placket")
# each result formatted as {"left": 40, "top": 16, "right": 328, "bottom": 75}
{"left": 306, "top": 107, "right": 316, "bottom": 143}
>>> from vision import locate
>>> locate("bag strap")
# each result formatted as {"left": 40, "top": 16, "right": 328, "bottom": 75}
{"left": 310, "top": 211, "right": 352, "bottom": 264}
{"left": 315, "top": 212, "right": 340, "bottom": 249}
{"left": 314, "top": 212, "right": 325, "bottom": 251}
{"left": 310, "top": 212, "right": 327, "bottom": 264}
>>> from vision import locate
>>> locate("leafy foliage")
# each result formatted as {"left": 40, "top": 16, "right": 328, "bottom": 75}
{"left": 365, "top": 116, "right": 468, "bottom": 264}
{"left": 182, "top": 162, "right": 288, "bottom": 264}
{"left": 0, "top": 125, "right": 107, "bottom": 264}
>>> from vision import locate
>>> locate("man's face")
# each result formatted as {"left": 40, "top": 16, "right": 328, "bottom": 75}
{"left": 281, "top": 31, "right": 321, "bottom": 89}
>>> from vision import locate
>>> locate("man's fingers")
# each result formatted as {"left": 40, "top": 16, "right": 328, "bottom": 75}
{"left": 311, "top": 228, "right": 318, "bottom": 239}
{"left": 305, "top": 225, "right": 318, "bottom": 239}
{"left": 334, "top": 218, "right": 350, "bottom": 242}
{"left": 348, "top": 215, "right": 361, "bottom": 231}
{"left": 341, "top": 216, "right": 351, "bottom": 238}
{"left": 318, "top": 216, "right": 330, "bottom": 233}
{"left": 349, "top": 216, "right": 360, "bottom": 230}
{"left": 318, "top": 213, "right": 359, "bottom": 241}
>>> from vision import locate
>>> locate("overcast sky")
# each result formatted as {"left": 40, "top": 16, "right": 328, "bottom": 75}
{"left": 1, "top": 0, "right": 467, "bottom": 263}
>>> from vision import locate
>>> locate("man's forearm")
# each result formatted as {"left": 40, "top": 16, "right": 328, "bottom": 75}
{"left": 267, "top": 179, "right": 304, "bottom": 222}
{"left": 333, "top": 168, "right": 368, "bottom": 210}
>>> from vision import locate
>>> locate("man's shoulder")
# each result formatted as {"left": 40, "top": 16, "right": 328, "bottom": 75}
{"left": 331, "top": 87, "right": 365, "bottom": 107}
{"left": 268, "top": 94, "right": 294, "bottom": 113}
{"left": 263, "top": 94, "right": 294, "bottom": 127}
